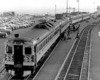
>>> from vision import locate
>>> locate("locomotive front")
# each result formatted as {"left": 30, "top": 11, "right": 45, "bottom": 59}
{"left": 5, "top": 34, "right": 35, "bottom": 77}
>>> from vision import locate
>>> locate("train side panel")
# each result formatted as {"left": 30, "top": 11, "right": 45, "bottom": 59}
{"left": 36, "top": 28, "right": 60, "bottom": 62}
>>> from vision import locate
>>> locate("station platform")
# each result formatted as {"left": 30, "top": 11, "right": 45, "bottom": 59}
{"left": 89, "top": 21, "right": 100, "bottom": 80}
{"left": 33, "top": 18, "right": 96, "bottom": 80}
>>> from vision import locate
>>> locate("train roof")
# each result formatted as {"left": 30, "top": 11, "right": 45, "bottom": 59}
{"left": 19, "top": 20, "right": 63, "bottom": 40}
{"left": 6, "top": 19, "right": 67, "bottom": 44}
{"left": 20, "top": 29, "right": 49, "bottom": 40}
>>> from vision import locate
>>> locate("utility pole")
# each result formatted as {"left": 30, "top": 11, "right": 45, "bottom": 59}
{"left": 77, "top": 0, "right": 80, "bottom": 24}
{"left": 55, "top": 5, "right": 56, "bottom": 19}
{"left": 93, "top": 2, "right": 95, "bottom": 12}
{"left": 77, "top": 0, "right": 79, "bottom": 13}
{"left": 69, "top": 7, "right": 70, "bottom": 13}
{"left": 66, "top": 0, "right": 68, "bottom": 13}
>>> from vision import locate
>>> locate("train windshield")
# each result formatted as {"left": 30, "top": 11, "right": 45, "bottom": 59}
{"left": 6, "top": 45, "right": 12, "bottom": 54}
{"left": 25, "top": 46, "right": 32, "bottom": 55}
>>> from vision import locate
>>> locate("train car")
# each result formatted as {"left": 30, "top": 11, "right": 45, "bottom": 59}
{"left": 69, "top": 13, "right": 91, "bottom": 31}
{"left": 82, "top": 13, "right": 91, "bottom": 20}
{"left": 5, "top": 21, "right": 61, "bottom": 77}
{"left": 4, "top": 13, "right": 91, "bottom": 77}
{"left": 71, "top": 13, "right": 91, "bottom": 24}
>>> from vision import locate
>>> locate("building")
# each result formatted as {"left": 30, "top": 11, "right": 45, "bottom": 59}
{"left": 97, "top": 6, "right": 100, "bottom": 16}
{"left": 3, "top": 11, "right": 15, "bottom": 16}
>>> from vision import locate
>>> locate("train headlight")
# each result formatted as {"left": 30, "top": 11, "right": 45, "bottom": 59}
{"left": 33, "top": 40, "right": 37, "bottom": 45}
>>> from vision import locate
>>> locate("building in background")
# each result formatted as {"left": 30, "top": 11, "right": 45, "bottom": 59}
{"left": 3, "top": 11, "right": 15, "bottom": 17}
{"left": 97, "top": 6, "right": 100, "bottom": 16}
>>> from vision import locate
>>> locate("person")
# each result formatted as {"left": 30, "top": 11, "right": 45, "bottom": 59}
{"left": 72, "top": 24, "right": 76, "bottom": 32}
{"left": 67, "top": 26, "right": 71, "bottom": 40}
{"left": 69, "top": 23, "right": 73, "bottom": 33}
{"left": 61, "top": 32, "right": 65, "bottom": 40}
{"left": 63, "top": 24, "right": 72, "bottom": 41}
{"left": 76, "top": 23, "right": 80, "bottom": 39}
{"left": 64, "top": 31, "right": 67, "bottom": 40}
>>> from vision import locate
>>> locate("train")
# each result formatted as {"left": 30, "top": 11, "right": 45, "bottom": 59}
{"left": 4, "top": 13, "right": 91, "bottom": 77}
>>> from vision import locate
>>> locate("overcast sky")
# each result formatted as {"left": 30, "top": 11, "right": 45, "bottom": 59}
{"left": 0, "top": 0, "right": 98, "bottom": 14}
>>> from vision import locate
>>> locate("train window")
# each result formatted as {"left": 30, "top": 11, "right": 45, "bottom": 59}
{"left": 42, "top": 42, "right": 44, "bottom": 47}
{"left": 48, "top": 36, "right": 50, "bottom": 41}
{"left": 48, "top": 37, "right": 50, "bottom": 42}
{"left": 6, "top": 45, "right": 12, "bottom": 54}
{"left": 44, "top": 40, "right": 46, "bottom": 45}
{"left": 52, "top": 33, "right": 54, "bottom": 38}
{"left": 46, "top": 38, "right": 48, "bottom": 43}
{"left": 25, "top": 46, "right": 32, "bottom": 55}
{"left": 38, "top": 45, "right": 40, "bottom": 51}
{"left": 43, "top": 41, "right": 45, "bottom": 47}
{"left": 40, "top": 44, "right": 42, "bottom": 49}
{"left": 38, "top": 44, "right": 42, "bottom": 51}
{"left": 41, "top": 44, "right": 42, "bottom": 49}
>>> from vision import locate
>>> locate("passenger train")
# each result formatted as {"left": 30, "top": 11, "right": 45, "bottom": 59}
{"left": 5, "top": 13, "right": 91, "bottom": 76}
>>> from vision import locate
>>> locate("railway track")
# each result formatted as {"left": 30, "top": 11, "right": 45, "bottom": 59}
{"left": 56, "top": 23, "right": 96, "bottom": 80}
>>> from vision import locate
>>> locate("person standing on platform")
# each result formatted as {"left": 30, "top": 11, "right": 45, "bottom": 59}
{"left": 76, "top": 23, "right": 80, "bottom": 39}
{"left": 69, "top": 23, "right": 73, "bottom": 33}
{"left": 64, "top": 31, "right": 67, "bottom": 40}
{"left": 67, "top": 24, "right": 72, "bottom": 40}
{"left": 72, "top": 24, "right": 76, "bottom": 32}
{"left": 63, "top": 24, "right": 72, "bottom": 41}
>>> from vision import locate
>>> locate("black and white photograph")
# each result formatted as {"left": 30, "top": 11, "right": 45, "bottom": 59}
{"left": 0, "top": 0, "right": 99, "bottom": 80}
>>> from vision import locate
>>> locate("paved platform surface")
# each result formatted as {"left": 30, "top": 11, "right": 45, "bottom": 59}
{"left": 89, "top": 21, "right": 100, "bottom": 80}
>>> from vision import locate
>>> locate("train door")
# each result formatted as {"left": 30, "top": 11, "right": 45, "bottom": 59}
{"left": 14, "top": 45, "right": 23, "bottom": 65}
{"left": 14, "top": 45, "right": 23, "bottom": 76}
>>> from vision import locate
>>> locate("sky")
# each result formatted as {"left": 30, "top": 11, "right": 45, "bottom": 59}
{"left": 0, "top": 0, "right": 99, "bottom": 15}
